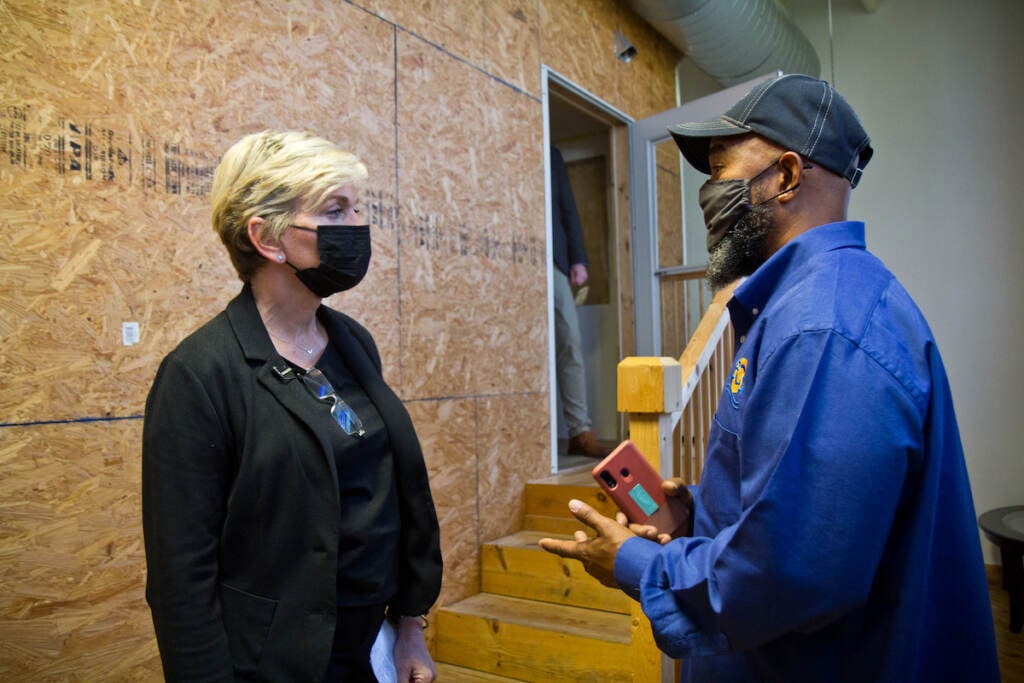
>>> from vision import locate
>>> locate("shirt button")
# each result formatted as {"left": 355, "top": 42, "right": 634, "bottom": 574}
{"left": 739, "top": 335, "right": 746, "bottom": 343}
{"left": 752, "top": 308, "right": 760, "bottom": 316}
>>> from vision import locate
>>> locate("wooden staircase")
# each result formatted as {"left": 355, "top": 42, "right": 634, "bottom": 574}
{"left": 434, "top": 467, "right": 654, "bottom": 682}
{"left": 433, "top": 282, "right": 739, "bottom": 681}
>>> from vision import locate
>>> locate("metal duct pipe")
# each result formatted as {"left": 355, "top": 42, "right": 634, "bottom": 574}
{"left": 626, "top": 0, "right": 820, "bottom": 86}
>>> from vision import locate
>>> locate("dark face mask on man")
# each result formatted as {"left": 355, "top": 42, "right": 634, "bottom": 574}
{"left": 286, "top": 224, "right": 371, "bottom": 298}
{"left": 697, "top": 157, "right": 803, "bottom": 251}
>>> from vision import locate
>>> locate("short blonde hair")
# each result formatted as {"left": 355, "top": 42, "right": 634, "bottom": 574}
{"left": 210, "top": 131, "right": 368, "bottom": 280}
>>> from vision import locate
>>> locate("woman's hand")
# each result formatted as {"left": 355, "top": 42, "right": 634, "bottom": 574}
{"left": 393, "top": 616, "right": 436, "bottom": 683}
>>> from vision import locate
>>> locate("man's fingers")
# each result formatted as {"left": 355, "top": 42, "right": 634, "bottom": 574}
{"left": 538, "top": 537, "right": 580, "bottom": 560}
{"left": 627, "top": 522, "right": 660, "bottom": 540}
{"left": 540, "top": 499, "right": 629, "bottom": 565}
{"left": 567, "top": 498, "right": 615, "bottom": 533}
{"left": 662, "top": 478, "right": 685, "bottom": 496}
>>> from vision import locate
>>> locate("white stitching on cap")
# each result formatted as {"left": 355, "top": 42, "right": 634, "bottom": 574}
{"left": 674, "top": 118, "right": 749, "bottom": 132}
{"left": 805, "top": 85, "right": 831, "bottom": 156}
{"left": 737, "top": 77, "right": 781, "bottom": 121}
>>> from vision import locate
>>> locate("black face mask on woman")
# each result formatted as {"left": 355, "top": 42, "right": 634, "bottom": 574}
{"left": 286, "top": 224, "right": 371, "bottom": 298}
{"left": 697, "top": 157, "right": 802, "bottom": 251}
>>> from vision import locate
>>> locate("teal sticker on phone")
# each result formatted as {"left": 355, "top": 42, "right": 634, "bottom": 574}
{"left": 629, "top": 484, "right": 659, "bottom": 516}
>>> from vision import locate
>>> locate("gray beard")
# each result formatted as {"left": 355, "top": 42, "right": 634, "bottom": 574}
{"left": 705, "top": 204, "right": 774, "bottom": 292}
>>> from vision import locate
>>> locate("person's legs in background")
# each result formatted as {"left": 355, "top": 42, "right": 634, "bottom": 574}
{"left": 553, "top": 270, "right": 609, "bottom": 458}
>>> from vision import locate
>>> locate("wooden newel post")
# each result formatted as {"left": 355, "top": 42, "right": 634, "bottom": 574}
{"left": 617, "top": 356, "right": 683, "bottom": 480}
{"left": 617, "top": 356, "right": 683, "bottom": 683}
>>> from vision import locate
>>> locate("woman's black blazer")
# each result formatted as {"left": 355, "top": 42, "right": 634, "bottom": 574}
{"left": 142, "top": 284, "right": 442, "bottom": 682}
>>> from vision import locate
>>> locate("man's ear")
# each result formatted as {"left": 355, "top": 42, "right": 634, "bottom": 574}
{"left": 776, "top": 151, "right": 804, "bottom": 203}
{"left": 247, "top": 217, "right": 284, "bottom": 263}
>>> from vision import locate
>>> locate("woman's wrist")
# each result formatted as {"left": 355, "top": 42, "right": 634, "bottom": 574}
{"left": 386, "top": 607, "right": 428, "bottom": 630}
{"left": 397, "top": 615, "right": 428, "bottom": 631}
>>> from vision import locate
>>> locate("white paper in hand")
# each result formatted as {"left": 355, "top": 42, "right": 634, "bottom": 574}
{"left": 370, "top": 619, "right": 397, "bottom": 683}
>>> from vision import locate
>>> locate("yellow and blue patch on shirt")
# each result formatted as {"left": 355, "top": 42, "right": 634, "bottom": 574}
{"left": 728, "top": 357, "right": 748, "bottom": 408}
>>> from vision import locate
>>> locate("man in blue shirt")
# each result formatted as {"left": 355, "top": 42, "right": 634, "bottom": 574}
{"left": 540, "top": 74, "right": 999, "bottom": 681}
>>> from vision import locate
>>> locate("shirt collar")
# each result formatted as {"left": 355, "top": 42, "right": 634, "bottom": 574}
{"left": 729, "top": 221, "right": 866, "bottom": 330}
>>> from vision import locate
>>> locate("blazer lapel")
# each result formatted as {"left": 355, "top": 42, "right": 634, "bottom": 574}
{"left": 316, "top": 310, "right": 407, "bottom": 446}
{"left": 226, "top": 285, "right": 342, "bottom": 491}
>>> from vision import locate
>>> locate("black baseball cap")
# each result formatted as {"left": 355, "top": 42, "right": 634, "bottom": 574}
{"left": 669, "top": 74, "right": 873, "bottom": 188}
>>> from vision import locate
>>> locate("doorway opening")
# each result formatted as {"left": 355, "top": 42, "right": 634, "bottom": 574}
{"left": 543, "top": 68, "right": 632, "bottom": 472}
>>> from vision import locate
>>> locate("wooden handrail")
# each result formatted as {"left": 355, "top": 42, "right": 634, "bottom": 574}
{"left": 675, "top": 281, "right": 737, "bottom": 483}
{"left": 618, "top": 279, "right": 738, "bottom": 481}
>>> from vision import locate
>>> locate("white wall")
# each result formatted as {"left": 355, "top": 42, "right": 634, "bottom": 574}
{"left": 780, "top": 0, "right": 1024, "bottom": 563}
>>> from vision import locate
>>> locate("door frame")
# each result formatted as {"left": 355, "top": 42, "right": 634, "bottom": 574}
{"left": 542, "top": 66, "right": 632, "bottom": 473}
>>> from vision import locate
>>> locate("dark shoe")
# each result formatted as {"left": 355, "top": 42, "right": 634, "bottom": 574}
{"left": 568, "top": 431, "right": 612, "bottom": 458}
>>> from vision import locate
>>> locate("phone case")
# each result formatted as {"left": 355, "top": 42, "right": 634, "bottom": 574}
{"left": 592, "top": 440, "right": 689, "bottom": 537}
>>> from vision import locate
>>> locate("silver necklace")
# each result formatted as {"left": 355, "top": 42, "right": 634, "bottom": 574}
{"left": 267, "top": 328, "right": 317, "bottom": 355}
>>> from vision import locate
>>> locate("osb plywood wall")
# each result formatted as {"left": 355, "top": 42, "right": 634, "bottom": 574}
{"left": 0, "top": 0, "right": 679, "bottom": 678}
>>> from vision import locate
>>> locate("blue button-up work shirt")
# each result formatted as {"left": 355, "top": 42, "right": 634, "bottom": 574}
{"left": 615, "top": 221, "right": 999, "bottom": 681}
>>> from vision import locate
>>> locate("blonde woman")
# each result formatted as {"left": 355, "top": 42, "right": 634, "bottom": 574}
{"left": 143, "top": 131, "right": 442, "bottom": 682}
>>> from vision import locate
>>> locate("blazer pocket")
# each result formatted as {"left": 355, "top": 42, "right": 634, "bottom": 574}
{"left": 220, "top": 582, "right": 278, "bottom": 679}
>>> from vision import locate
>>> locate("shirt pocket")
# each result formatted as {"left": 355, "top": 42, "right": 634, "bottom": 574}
{"left": 696, "top": 417, "right": 743, "bottom": 529}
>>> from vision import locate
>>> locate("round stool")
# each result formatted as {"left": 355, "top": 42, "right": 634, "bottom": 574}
{"left": 978, "top": 505, "right": 1024, "bottom": 633}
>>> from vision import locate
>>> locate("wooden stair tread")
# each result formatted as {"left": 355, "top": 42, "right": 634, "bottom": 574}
{"left": 523, "top": 514, "right": 588, "bottom": 535}
{"left": 480, "top": 530, "right": 632, "bottom": 614}
{"left": 440, "top": 593, "right": 631, "bottom": 644}
{"left": 524, "top": 483, "right": 617, "bottom": 521}
{"left": 435, "top": 662, "right": 526, "bottom": 682}
{"left": 486, "top": 529, "right": 569, "bottom": 547}
{"left": 435, "top": 594, "right": 637, "bottom": 681}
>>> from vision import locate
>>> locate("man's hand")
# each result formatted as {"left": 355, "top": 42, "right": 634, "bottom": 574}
{"left": 393, "top": 616, "right": 436, "bottom": 682}
{"left": 538, "top": 499, "right": 635, "bottom": 587}
{"left": 619, "top": 478, "right": 694, "bottom": 544}
{"left": 569, "top": 263, "right": 588, "bottom": 288}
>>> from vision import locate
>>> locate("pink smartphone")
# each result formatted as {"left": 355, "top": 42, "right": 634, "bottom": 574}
{"left": 592, "top": 440, "right": 690, "bottom": 537}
